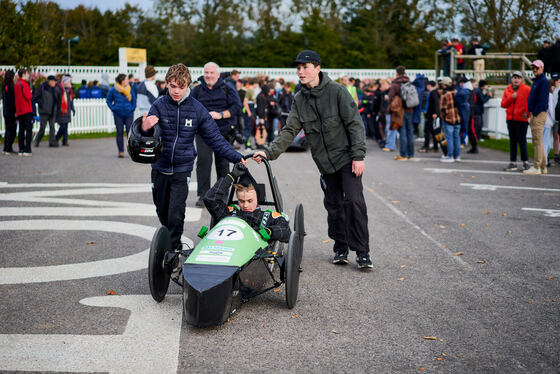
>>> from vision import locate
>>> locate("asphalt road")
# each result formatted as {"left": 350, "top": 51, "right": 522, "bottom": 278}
{"left": 0, "top": 137, "right": 558, "bottom": 373}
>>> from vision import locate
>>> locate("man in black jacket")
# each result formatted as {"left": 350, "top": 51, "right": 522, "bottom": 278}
{"left": 468, "top": 80, "right": 492, "bottom": 154}
{"left": 203, "top": 163, "right": 291, "bottom": 243}
{"left": 420, "top": 80, "right": 440, "bottom": 152}
{"left": 34, "top": 75, "right": 60, "bottom": 147}
{"left": 192, "top": 62, "right": 242, "bottom": 207}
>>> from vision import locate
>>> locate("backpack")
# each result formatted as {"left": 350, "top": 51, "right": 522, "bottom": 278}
{"left": 401, "top": 82, "right": 419, "bottom": 108}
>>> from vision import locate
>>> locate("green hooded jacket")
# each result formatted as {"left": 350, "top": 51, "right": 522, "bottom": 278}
{"left": 264, "top": 72, "right": 366, "bottom": 175}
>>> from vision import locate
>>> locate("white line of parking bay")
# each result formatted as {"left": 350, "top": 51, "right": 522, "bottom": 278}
{"left": 425, "top": 168, "right": 560, "bottom": 178}
{"left": 461, "top": 183, "right": 560, "bottom": 192}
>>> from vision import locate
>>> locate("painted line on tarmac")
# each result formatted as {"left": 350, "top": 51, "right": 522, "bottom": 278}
{"left": 0, "top": 220, "right": 193, "bottom": 285}
{"left": 0, "top": 206, "right": 202, "bottom": 220}
{"left": 366, "top": 189, "right": 470, "bottom": 268}
{"left": 461, "top": 183, "right": 560, "bottom": 193}
{"left": 0, "top": 295, "right": 182, "bottom": 374}
{"left": 414, "top": 158, "right": 512, "bottom": 165}
{"left": 521, "top": 208, "right": 560, "bottom": 217}
{"left": 425, "top": 168, "right": 560, "bottom": 178}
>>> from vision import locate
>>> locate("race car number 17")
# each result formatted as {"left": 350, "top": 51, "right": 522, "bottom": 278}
{"left": 207, "top": 225, "right": 244, "bottom": 241}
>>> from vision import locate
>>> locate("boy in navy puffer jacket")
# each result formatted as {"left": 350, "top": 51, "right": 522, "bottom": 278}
{"left": 140, "top": 64, "right": 246, "bottom": 250}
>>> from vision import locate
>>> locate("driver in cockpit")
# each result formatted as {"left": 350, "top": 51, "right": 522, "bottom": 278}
{"left": 203, "top": 163, "right": 291, "bottom": 242}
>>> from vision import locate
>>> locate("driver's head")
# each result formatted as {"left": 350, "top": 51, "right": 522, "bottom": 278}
{"left": 234, "top": 184, "right": 258, "bottom": 212}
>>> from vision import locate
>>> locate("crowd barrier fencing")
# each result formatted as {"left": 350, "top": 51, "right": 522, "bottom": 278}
{"left": 0, "top": 97, "right": 515, "bottom": 140}
{"left": 0, "top": 65, "right": 437, "bottom": 83}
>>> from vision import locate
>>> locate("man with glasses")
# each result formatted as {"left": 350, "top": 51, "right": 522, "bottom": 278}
{"left": 524, "top": 60, "right": 550, "bottom": 174}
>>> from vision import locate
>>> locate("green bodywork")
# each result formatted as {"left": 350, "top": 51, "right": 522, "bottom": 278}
{"left": 185, "top": 217, "right": 269, "bottom": 267}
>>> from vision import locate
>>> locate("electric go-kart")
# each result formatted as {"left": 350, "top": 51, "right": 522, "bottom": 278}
{"left": 148, "top": 155, "right": 305, "bottom": 327}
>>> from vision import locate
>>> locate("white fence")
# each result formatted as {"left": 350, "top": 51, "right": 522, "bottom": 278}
{"left": 0, "top": 65, "right": 437, "bottom": 83}
{"left": 0, "top": 97, "right": 513, "bottom": 139}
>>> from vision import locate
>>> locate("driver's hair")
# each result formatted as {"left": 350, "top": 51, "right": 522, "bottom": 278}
{"left": 233, "top": 184, "right": 255, "bottom": 193}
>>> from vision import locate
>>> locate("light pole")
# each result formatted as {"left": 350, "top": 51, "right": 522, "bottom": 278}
{"left": 61, "top": 36, "right": 79, "bottom": 67}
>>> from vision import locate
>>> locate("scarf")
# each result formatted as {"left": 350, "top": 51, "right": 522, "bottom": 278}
{"left": 115, "top": 82, "right": 132, "bottom": 101}
{"left": 60, "top": 84, "right": 69, "bottom": 115}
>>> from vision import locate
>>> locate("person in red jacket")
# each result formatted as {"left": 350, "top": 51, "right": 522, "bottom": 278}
{"left": 501, "top": 71, "right": 531, "bottom": 171}
{"left": 14, "top": 69, "right": 34, "bottom": 156}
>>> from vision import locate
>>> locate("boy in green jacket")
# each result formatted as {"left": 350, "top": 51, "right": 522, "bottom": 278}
{"left": 253, "top": 50, "right": 371, "bottom": 269}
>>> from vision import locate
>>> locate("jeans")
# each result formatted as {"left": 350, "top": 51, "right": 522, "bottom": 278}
{"left": 385, "top": 114, "right": 397, "bottom": 150}
{"left": 458, "top": 104, "right": 470, "bottom": 146}
{"left": 443, "top": 121, "right": 461, "bottom": 159}
{"left": 56, "top": 123, "right": 69, "bottom": 144}
{"left": 543, "top": 126, "right": 552, "bottom": 164}
{"left": 3, "top": 114, "right": 17, "bottom": 152}
{"left": 113, "top": 115, "right": 133, "bottom": 152}
{"left": 398, "top": 112, "right": 414, "bottom": 158}
{"left": 506, "top": 120, "right": 528, "bottom": 162}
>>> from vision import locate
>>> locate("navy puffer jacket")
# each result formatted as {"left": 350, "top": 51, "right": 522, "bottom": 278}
{"left": 147, "top": 92, "right": 242, "bottom": 174}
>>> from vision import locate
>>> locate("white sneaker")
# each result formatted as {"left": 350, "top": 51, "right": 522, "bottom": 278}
{"left": 454, "top": 156, "right": 461, "bottom": 162}
{"left": 541, "top": 168, "right": 548, "bottom": 175}
{"left": 523, "top": 166, "right": 541, "bottom": 175}
{"left": 440, "top": 157, "right": 455, "bottom": 163}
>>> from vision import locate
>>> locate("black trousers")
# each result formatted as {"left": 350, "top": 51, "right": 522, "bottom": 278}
{"left": 3, "top": 114, "right": 17, "bottom": 152}
{"left": 151, "top": 170, "right": 190, "bottom": 250}
{"left": 468, "top": 114, "right": 483, "bottom": 149}
{"left": 36, "top": 114, "right": 56, "bottom": 146}
{"left": 423, "top": 117, "right": 439, "bottom": 150}
{"left": 195, "top": 134, "right": 230, "bottom": 197}
{"left": 17, "top": 113, "right": 33, "bottom": 153}
{"left": 506, "top": 120, "right": 529, "bottom": 162}
{"left": 321, "top": 162, "right": 370, "bottom": 254}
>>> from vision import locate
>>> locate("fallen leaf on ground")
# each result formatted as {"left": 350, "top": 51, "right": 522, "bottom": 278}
{"left": 367, "top": 188, "right": 374, "bottom": 192}
{"left": 106, "top": 289, "right": 115, "bottom": 295}
{"left": 453, "top": 252, "right": 464, "bottom": 256}
{"left": 552, "top": 299, "right": 558, "bottom": 302}
{"left": 273, "top": 288, "right": 280, "bottom": 292}
{"left": 400, "top": 265, "right": 407, "bottom": 269}
{"left": 502, "top": 213, "right": 507, "bottom": 216}
{"left": 476, "top": 260, "right": 487, "bottom": 264}
{"left": 322, "top": 239, "right": 331, "bottom": 244}
{"left": 461, "top": 223, "right": 466, "bottom": 227}
{"left": 291, "top": 314, "right": 298, "bottom": 319}
{"left": 226, "top": 318, "right": 230, "bottom": 323}
{"left": 441, "top": 353, "right": 447, "bottom": 357}
{"left": 392, "top": 200, "right": 400, "bottom": 204}
{"left": 441, "top": 244, "right": 447, "bottom": 248}
{"left": 331, "top": 329, "right": 339, "bottom": 334}
{"left": 485, "top": 224, "right": 490, "bottom": 227}
{"left": 437, "top": 357, "right": 443, "bottom": 361}
{"left": 439, "top": 225, "right": 446, "bottom": 229}
{"left": 397, "top": 277, "right": 405, "bottom": 281}
{"left": 327, "top": 288, "right": 331, "bottom": 291}
{"left": 87, "top": 241, "right": 95, "bottom": 245}
{"left": 419, "top": 368, "right": 425, "bottom": 371}
{"left": 424, "top": 336, "right": 437, "bottom": 340}
{"left": 507, "top": 230, "right": 512, "bottom": 235}
{"left": 526, "top": 300, "right": 532, "bottom": 304}
{"left": 546, "top": 276, "right": 555, "bottom": 281}
{"left": 471, "top": 176, "right": 476, "bottom": 178}
{"left": 484, "top": 211, "right": 491, "bottom": 215}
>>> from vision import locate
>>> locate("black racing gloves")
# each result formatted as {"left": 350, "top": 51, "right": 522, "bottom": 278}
{"left": 228, "top": 163, "right": 247, "bottom": 181}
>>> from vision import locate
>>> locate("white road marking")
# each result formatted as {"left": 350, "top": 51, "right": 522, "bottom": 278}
{"left": 0, "top": 220, "right": 193, "bottom": 285}
{"left": 0, "top": 181, "right": 198, "bottom": 189}
{"left": 461, "top": 183, "right": 560, "bottom": 193}
{"left": 0, "top": 295, "right": 182, "bottom": 374}
{"left": 366, "top": 189, "right": 470, "bottom": 267}
{"left": 413, "top": 158, "right": 513, "bottom": 165}
{"left": 0, "top": 206, "right": 202, "bottom": 220}
{"left": 521, "top": 208, "right": 560, "bottom": 217}
{"left": 425, "top": 167, "right": 560, "bottom": 178}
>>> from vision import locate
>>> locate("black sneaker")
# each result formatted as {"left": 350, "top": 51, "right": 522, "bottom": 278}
{"left": 356, "top": 252, "right": 373, "bottom": 269}
{"left": 523, "top": 162, "right": 530, "bottom": 171}
{"left": 504, "top": 163, "right": 517, "bottom": 171}
{"left": 332, "top": 250, "right": 349, "bottom": 265}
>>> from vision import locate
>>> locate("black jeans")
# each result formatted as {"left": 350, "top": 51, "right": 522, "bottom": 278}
{"left": 469, "top": 113, "right": 483, "bottom": 149}
{"left": 17, "top": 113, "right": 33, "bottom": 153}
{"left": 3, "top": 114, "right": 17, "bottom": 152}
{"left": 56, "top": 122, "right": 69, "bottom": 145}
{"left": 423, "top": 117, "right": 439, "bottom": 150}
{"left": 36, "top": 114, "right": 56, "bottom": 146}
{"left": 321, "top": 162, "right": 370, "bottom": 254}
{"left": 151, "top": 170, "right": 190, "bottom": 250}
{"left": 195, "top": 134, "right": 230, "bottom": 197}
{"left": 506, "top": 120, "right": 529, "bottom": 162}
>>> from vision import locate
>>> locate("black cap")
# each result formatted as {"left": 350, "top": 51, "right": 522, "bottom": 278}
{"left": 47, "top": 75, "right": 56, "bottom": 81}
{"left": 291, "top": 50, "right": 321, "bottom": 67}
{"left": 552, "top": 72, "right": 560, "bottom": 81}
{"left": 235, "top": 169, "right": 264, "bottom": 202}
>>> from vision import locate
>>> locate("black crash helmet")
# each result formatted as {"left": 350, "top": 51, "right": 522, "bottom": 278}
{"left": 127, "top": 117, "right": 163, "bottom": 164}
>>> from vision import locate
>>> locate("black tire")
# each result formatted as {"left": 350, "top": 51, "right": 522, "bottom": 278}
{"left": 294, "top": 203, "right": 305, "bottom": 250}
{"left": 149, "top": 226, "right": 171, "bottom": 302}
{"left": 285, "top": 232, "right": 301, "bottom": 309}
